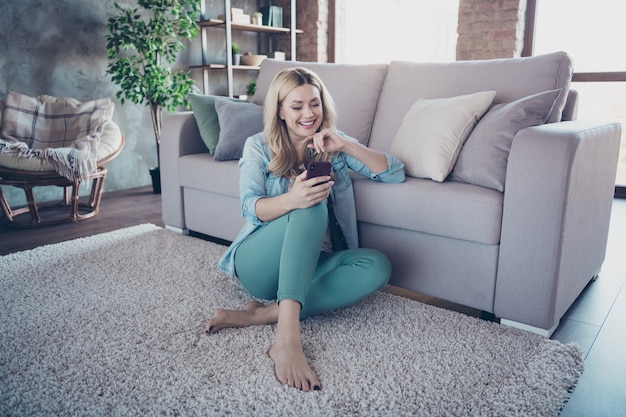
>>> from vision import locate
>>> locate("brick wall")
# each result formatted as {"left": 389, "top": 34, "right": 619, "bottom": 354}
{"left": 274, "top": 0, "right": 329, "bottom": 62}
{"left": 297, "top": 0, "right": 528, "bottom": 63}
{"left": 456, "top": 0, "right": 527, "bottom": 60}
{"left": 296, "top": 0, "right": 330, "bottom": 62}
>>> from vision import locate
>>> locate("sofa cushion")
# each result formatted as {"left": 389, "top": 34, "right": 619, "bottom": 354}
{"left": 188, "top": 94, "right": 239, "bottom": 155}
{"left": 213, "top": 98, "right": 264, "bottom": 161}
{"left": 253, "top": 59, "right": 388, "bottom": 145}
{"left": 449, "top": 89, "right": 561, "bottom": 191}
{"left": 353, "top": 176, "right": 504, "bottom": 245}
{"left": 179, "top": 153, "right": 240, "bottom": 197}
{"left": 369, "top": 51, "right": 572, "bottom": 152}
{"left": 388, "top": 91, "right": 495, "bottom": 181}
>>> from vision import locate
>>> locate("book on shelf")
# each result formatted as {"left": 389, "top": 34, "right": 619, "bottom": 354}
{"left": 261, "top": 6, "right": 283, "bottom": 27}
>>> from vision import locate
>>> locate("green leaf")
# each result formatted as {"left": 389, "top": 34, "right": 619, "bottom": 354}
{"left": 106, "top": 0, "right": 200, "bottom": 163}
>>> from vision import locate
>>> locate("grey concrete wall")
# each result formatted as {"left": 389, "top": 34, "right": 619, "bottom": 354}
{"left": 0, "top": 0, "right": 193, "bottom": 205}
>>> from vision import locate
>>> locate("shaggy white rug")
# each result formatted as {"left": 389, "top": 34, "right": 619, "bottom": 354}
{"left": 0, "top": 224, "right": 583, "bottom": 416}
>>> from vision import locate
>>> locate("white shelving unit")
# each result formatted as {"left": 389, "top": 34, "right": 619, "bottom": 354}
{"left": 193, "top": 0, "right": 301, "bottom": 97}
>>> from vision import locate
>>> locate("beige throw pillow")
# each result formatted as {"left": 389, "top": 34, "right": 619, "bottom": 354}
{"left": 389, "top": 91, "right": 496, "bottom": 181}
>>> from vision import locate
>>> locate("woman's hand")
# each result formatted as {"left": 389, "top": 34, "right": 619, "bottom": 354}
{"left": 255, "top": 170, "right": 333, "bottom": 222}
{"left": 309, "top": 129, "right": 390, "bottom": 175}
{"left": 289, "top": 170, "right": 333, "bottom": 208}
{"left": 306, "top": 128, "right": 346, "bottom": 154}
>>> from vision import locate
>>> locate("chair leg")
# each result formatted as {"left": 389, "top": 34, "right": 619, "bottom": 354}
{"left": 87, "top": 177, "right": 99, "bottom": 208}
{"left": 70, "top": 180, "right": 81, "bottom": 222}
{"left": 24, "top": 183, "right": 42, "bottom": 225}
{"left": 1, "top": 167, "right": 109, "bottom": 226}
{"left": 0, "top": 183, "right": 45, "bottom": 226}
{"left": 75, "top": 167, "right": 107, "bottom": 221}
{"left": 63, "top": 185, "right": 71, "bottom": 206}
{"left": 92, "top": 168, "right": 107, "bottom": 212}
{"left": 0, "top": 187, "right": 15, "bottom": 221}
{"left": 89, "top": 168, "right": 107, "bottom": 210}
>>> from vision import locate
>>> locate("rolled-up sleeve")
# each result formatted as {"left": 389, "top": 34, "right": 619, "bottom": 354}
{"left": 238, "top": 135, "right": 269, "bottom": 226}
{"left": 371, "top": 152, "right": 405, "bottom": 182}
{"left": 339, "top": 135, "right": 405, "bottom": 183}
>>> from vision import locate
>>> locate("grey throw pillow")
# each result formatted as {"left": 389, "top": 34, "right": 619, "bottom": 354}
{"left": 188, "top": 94, "right": 240, "bottom": 155}
{"left": 449, "top": 89, "right": 561, "bottom": 191}
{"left": 213, "top": 98, "right": 264, "bottom": 161}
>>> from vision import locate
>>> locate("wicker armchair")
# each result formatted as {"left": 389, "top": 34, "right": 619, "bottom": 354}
{"left": 0, "top": 94, "right": 124, "bottom": 227}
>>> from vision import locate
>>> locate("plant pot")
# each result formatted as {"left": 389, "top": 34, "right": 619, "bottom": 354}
{"left": 240, "top": 54, "right": 267, "bottom": 67}
{"left": 149, "top": 167, "right": 161, "bottom": 194}
{"left": 232, "top": 54, "right": 241, "bottom": 66}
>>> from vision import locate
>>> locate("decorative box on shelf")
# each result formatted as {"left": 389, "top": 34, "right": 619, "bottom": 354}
{"left": 219, "top": 7, "right": 250, "bottom": 25}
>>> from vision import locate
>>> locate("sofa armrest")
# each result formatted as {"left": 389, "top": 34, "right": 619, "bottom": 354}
{"left": 495, "top": 121, "right": 621, "bottom": 330}
{"left": 160, "top": 111, "right": 208, "bottom": 229}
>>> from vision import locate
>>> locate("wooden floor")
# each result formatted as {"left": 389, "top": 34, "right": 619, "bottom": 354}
{"left": 0, "top": 187, "right": 163, "bottom": 255}
{"left": 1, "top": 187, "right": 624, "bottom": 415}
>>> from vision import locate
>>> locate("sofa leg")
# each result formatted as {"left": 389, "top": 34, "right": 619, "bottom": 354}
{"left": 165, "top": 224, "right": 189, "bottom": 235}
{"left": 500, "top": 319, "right": 559, "bottom": 338}
{"left": 481, "top": 311, "right": 498, "bottom": 322}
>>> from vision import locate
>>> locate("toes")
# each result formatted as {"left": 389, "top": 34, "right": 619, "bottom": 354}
{"left": 205, "top": 311, "right": 224, "bottom": 333}
{"left": 268, "top": 342, "right": 320, "bottom": 393}
{"left": 298, "top": 378, "right": 321, "bottom": 392}
{"left": 204, "top": 321, "right": 215, "bottom": 334}
{"left": 204, "top": 309, "right": 229, "bottom": 334}
{"left": 297, "top": 381, "right": 306, "bottom": 391}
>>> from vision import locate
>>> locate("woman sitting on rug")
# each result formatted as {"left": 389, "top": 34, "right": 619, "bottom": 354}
{"left": 205, "top": 67, "right": 405, "bottom": 392}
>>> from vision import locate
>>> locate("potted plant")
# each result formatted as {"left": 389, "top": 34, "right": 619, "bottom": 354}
{"left": 232, "top": 42, "right": 241, "bottom": 66}
{"left": 251, "top": 12, "right": 263, "bottom": 25}
{"left": 105, "top": 0, "right": 200, "bottom": 194}
{"left": 246, "top": 80, "right": 257, "bottom": 97}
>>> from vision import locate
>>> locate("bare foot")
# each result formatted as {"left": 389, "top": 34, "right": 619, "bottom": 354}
{"left": 268, "top": 333, "right": 321, "bottom": 392}
{"left": 205, "top": 301, "right": 278, "bottom": 334}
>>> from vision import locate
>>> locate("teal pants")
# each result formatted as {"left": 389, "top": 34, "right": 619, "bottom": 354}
{"left": 234, "top": 202, "right": 391, "bottom": 318}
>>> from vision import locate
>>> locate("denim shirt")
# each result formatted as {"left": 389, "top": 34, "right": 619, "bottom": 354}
{"left": 217, "top": 131, "right": 405, "bottom": 277}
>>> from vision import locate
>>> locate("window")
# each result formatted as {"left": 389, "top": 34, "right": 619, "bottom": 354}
{"left": 335, "top": 0, "right": 459, "bottom": 65}
{"left": 528, "top": 0, "right": 626, "bottom": 193}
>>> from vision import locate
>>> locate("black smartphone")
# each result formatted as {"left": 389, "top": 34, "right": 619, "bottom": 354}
{"left": 306, "top": 161, "right": 332, "bottom": 180}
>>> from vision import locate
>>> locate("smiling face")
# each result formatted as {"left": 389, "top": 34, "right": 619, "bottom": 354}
{"left": 279, "top": 84, "right": 323, "bottom": 145}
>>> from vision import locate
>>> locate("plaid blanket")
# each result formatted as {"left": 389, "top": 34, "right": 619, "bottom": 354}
{"left": 0, "top": 92, "right": 114, "bottom": 183}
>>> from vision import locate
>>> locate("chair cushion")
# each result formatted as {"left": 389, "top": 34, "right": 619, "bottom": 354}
{"left": 0, "top": 120, "right": 123, "bottom": 173}
{"left": 1, "top": 92, "right": 113, "bottom": 150}
{"left": 0, "top": 95, "right": 123, "bottom": 173}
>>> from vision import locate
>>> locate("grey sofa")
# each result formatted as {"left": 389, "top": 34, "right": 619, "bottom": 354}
{"left": 160, "top": 52, "right": 621, "bottom": 336}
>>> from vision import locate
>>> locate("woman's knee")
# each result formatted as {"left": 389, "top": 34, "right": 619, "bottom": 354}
{"left": 290, "top": 202, "right": 328, "bottom": 225}
{"left": 364, "top": 248, "right": 392, "bottom": 288}
{"left": 343, "top": 248, "right": 391, "bottom": 290}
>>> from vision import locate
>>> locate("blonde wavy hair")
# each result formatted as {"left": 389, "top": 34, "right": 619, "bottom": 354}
{"left": 264, "top": 67, "right": 338, "bottom": 178}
